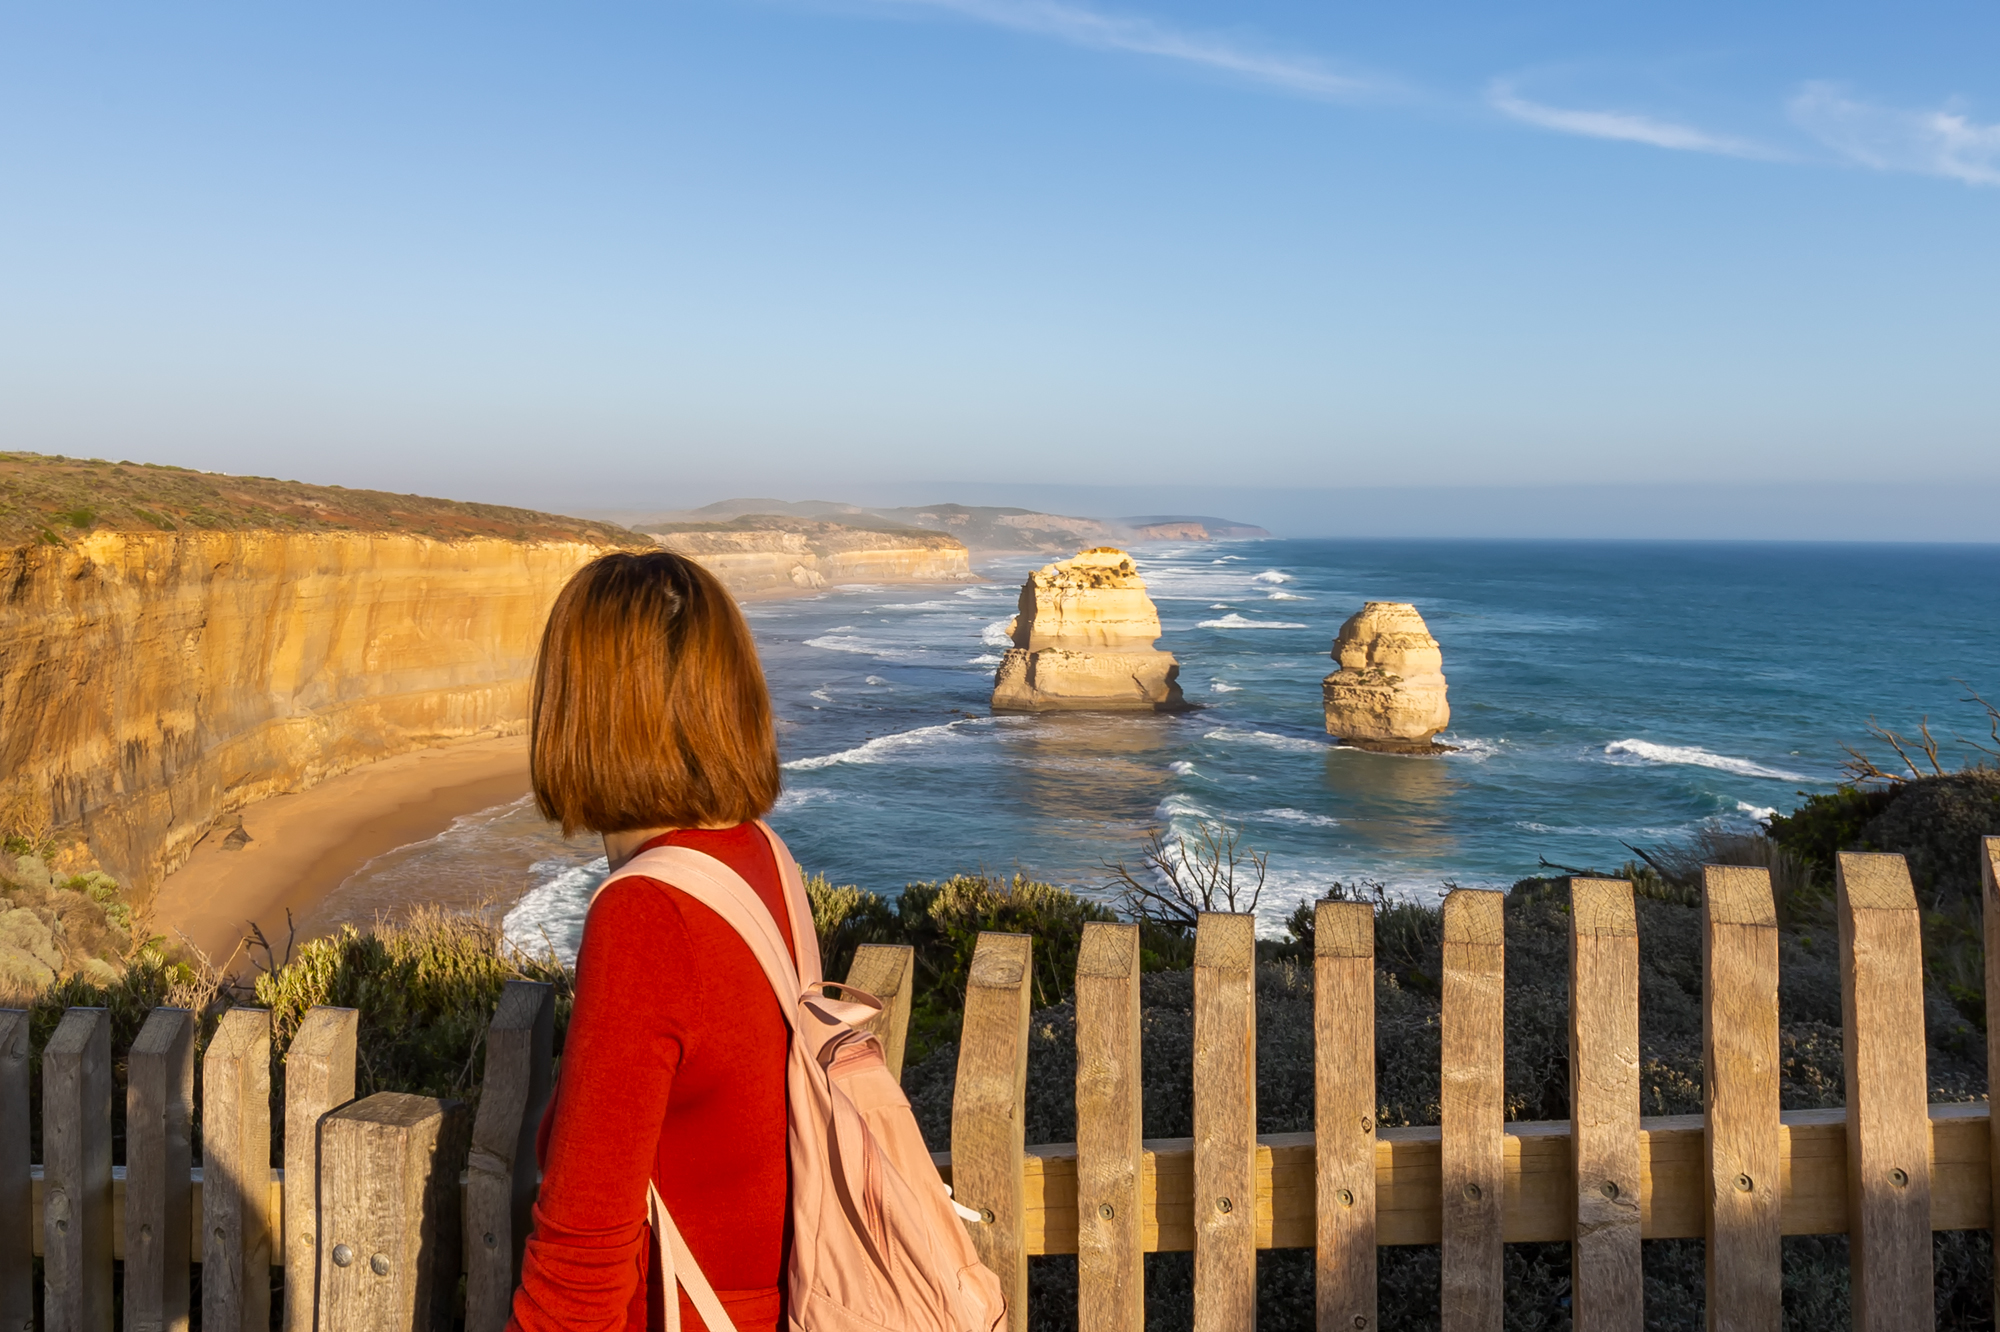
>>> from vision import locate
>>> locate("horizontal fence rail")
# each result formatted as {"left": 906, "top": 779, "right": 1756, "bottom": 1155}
{"left": 0, "top": 841, "right": 1996, "bottom": 1331}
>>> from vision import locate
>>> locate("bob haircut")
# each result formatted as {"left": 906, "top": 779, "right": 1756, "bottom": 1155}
{"left": 531, "top": 550, "right": 780, "bottom": 835}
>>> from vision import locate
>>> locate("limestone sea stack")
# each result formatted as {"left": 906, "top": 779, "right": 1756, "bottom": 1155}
{"left": 1321, "top": 602, "right": 1451, "bottom": 752}
{"left": 991, "top": 548, "right": 1185, "bottom": 712}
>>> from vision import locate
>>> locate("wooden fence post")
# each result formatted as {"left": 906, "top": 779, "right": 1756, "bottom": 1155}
{"left": 1569, "top": 879, "right": 1640, "bottom": 1331}
{"left": 318, "top": 1092, "right": 469, "bottom": 1332}
{"left": 1075, "top": 921, "right": 1143, "bottom": 1332}
{"left": 465, "top": 981, "right": 554, "bottom": 1332}
{"left": 1193, "top": 912, "right": 1256, "bottom": 1332}
{"left": 1836, "top": 852, "right": 1932, "bottom": 1331}
{"left": 1985, "top": 836, "right": 2000, "bottom": 1323}
{"left": 1440, "top": 889, "right": 1504, "bottom": 1332}
{"left": 1314, "top": 900, "right": 1375, "bottom": 1332}
{"left": 127, "top": 1007, "right": 197, "bottom": 1332}
{"left": 952, "top": 932, "right": 1033, "bottom": 1332}
{"left": 44, "top": 1007, "right": 112, "bottom": 1332}
{"left": 285, "top": 1007, "right": 359, "bottom": 1332}
{"left": 1702, "top": 865, "right": 1780, "bottom": 1331}
{"left": 0, "top": 1009, "right": 28, "bottom": 1332}
{"left": 845, "top": 944, "right": 916, "bottom": 1081}
{"left": 204, "top": 1007, "right": 274, "bottom": 1332}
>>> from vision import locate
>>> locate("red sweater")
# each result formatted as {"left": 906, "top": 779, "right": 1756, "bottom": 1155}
{"left": 508, "top": 824, "right": 797, "bottom": 1332}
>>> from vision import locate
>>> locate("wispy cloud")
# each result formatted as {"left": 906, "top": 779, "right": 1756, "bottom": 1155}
{"left": 1489, "top": 82, "right": 1771, "bottom": 158}
{"left": 1790, "top": 83, "right": 2000, "bottom": 186}
{"left": 881, "top": 0, "right": 1375, "bottom": 101}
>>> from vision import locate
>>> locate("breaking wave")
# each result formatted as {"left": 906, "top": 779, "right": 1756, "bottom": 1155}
{"left": 1603, "top": 739, "right": 1806, "bottom": 782}
{"left": 784, "top": 721, "right": 975, "bottom": 771}
{"left": 1253, "top": 571, "right": 1293, "bottom": 584}
{"left": 982, "top": 620, "right": 1017, "bottom": 647}
{"left": 1258, "top": 807, "right": 1340, "bottom": 828}
{"left": 1198, "top": 613, "right": 1309, "bottom": 630}
{"left": 1205, "top": 727, "right": 1328, "bottom": 753}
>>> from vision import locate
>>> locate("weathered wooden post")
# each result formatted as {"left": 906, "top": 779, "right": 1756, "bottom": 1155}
{"left": 1568, "top": 878, "right": 1640, "bottom": 1331}
{"left": 285, "top": 1007, "right": 359, "bottom": 1332}
{"left": 845, "top": 943, "right": 917, "bottom": 1081}
{"left": 465, "top": 981, "right": 554, "bottom": 1332}
{"left": 0, "top": 1008, "right": 29, "bottom": 1331}
{"left": 1314, "top": 899, "right": 1375, "bottom": 1332}
{"left": 1836, "top": 852, "right": 1932, "bottom": 1330}
{"left": 1075, "top": 921, "right": 1143, "bottom": 1332}
{"left": 44, "top": 1007, "right": 113, "bottom": 1332}
{"left": 1440, "top": 889, "right": 1503, "bottom": 1332}
{"left": 951, "top": 932, "right": 1033, "bottom": 1332}
{"left": 127, "top": 1007, "right": 197, "bottom": 1332}
{"left": 318, "top": 1093, "right": 469, "bottom": 1332}
{"left": 204, "top": 1007, "right": 274, "bottom": 1332}
{"left": 1985, "top": 836, "right": 2000, "bottom": 1322}
{"left": 1193, "top": 912, "right": 1256, "bottom": 1332}
{"left": 1702, "top": 865, "right": 1780, "bottom": 1330}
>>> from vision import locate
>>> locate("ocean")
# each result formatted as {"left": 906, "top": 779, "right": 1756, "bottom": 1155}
{"left": 299, "top": 539, "right": 2000, "bottom": 962}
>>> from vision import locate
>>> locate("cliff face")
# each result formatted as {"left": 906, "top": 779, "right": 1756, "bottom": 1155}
{"left": 1321, "top": 602, "right": 1451, "bottom": 752}
{"left": 991, "top": 548, "right": 1185, "bottom": 712}
{"left": 0, "top": 530, "right": 607, "bottom": 896}
{"left": 646, "top": 519, "right": 974, "bottom": 597}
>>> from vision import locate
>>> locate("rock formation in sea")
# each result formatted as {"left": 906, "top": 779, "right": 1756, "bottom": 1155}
{"left": 991, "top": 548, "right": 1185, "bottom": 712}
{"left": 1321, "top": 602, "right": 1451, "bottom": 752}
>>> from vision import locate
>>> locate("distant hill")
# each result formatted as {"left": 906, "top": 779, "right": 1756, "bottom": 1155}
{"left": 1119, "top": 514, "right": 1272, "bottom": 540}
{"left": 614, "top": 499, "right": 1270, "bottom": 551}
{"left": 0, "top": 452, "right": 650, "bottom": 548}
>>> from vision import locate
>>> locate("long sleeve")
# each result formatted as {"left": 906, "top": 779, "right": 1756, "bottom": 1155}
{"left": 508, "top": 878, "right": 700, "bottom": 1332}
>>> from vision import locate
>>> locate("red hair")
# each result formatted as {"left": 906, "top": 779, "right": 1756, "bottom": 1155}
{"left": 531, "top": 551, "right": 780, "bottom": 835}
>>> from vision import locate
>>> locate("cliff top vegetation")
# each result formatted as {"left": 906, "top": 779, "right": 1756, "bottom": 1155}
{"left": 0, "top": 451, "right": 653, "bottom": 548}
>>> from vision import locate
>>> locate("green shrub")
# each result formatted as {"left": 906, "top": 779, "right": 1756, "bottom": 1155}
{"left": 897, "top": 873, "right": 1117, "bottom": 1013}
{"left": 253, "top": 907, "right": 571, "bottom": 1108}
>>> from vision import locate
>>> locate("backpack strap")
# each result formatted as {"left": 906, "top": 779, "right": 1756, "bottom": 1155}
{"left": 753, "top": 819, "right": 824, "bottom": 987}
{"left": 648, "top": 1181, "right": 733, "bottom": 1332}
{"left": 600, "top": 845, "right": 803, "bottom": 1009}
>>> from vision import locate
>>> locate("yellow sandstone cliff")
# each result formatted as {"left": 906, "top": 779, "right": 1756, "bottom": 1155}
{"left": 1321, "top": 602, "right": 1451, "bottom": 752}
{"left": 646, "top": 518, "right": 974, "bottom": 597}
{"left": 991, "top": 548, "right": 1185, "bottom": 712}
{"left": 0, "top": 529, "right": 609, "bottom": 898}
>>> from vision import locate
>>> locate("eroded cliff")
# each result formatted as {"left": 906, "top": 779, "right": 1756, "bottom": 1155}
{"left": 0, "top": 454, "right": 652, "bottom": 901}
{"left": 0, "top": 529, "right": 613, "bottom": 897}
{"left": 645, "top": 517, "right": 974, "bottom": 596}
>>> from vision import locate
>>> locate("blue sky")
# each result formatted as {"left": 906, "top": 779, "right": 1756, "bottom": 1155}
{"left": 2, "top": 1, "right": 1996, "bottom": 531}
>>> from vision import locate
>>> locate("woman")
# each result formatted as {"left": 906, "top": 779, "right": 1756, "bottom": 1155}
{"left": 509, "top": 550, "right": 795, "bottom": 1332}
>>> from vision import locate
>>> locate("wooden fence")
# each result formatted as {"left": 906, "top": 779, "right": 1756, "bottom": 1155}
{"left": 5, "top": 844, "right": 1999, "bottom": 1330}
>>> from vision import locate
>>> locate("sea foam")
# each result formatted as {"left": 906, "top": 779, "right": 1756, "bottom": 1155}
{"left": 1604, "top": 739, "right": 1806, "bottom": 782}
{"left": 1258, "top": 807, "right": 1340, "bottom": 828}
{"left": 1198, "top": 613, "right": 1308, "bottom": 630}
{"left": 1253, "top": 571, "right": 1293, "bottom": 584}
{"left": 1205, "top": 727, "right": 1328, "bottom": 753}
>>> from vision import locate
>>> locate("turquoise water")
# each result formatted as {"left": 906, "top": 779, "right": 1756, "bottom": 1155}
{"left": 307, "top": 540, "right": 2000, "bottom": 960}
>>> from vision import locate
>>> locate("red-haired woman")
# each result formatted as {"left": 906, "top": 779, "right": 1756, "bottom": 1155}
{"left": 508, "top": 550, "right": 794, "bottom": 1332}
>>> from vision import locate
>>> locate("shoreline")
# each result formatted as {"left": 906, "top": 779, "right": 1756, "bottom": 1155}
{"left": 149, "top": 735, "right": 533, "bottom": 967}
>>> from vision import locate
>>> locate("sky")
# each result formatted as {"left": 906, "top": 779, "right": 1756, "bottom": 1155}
{"left": 2, "top": 1, "right": 1996, "bottom": 536}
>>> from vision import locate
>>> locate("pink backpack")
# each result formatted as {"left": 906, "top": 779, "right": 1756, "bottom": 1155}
{"left": 591, "top": 821, "right": 1009, "bottom": 1332}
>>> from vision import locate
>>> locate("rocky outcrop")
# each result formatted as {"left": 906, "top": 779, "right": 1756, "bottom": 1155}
{"left": 646, "top": 519, "right": 975, "bottom": 597}
{"left": 0, "top": 529, "right": 609, "bottom": 898}
{"left": 991, "top": 548, "right": 1185, "bottom": 712}
{"left": 1321, "top": 602, "right": 1451, "bottom": 753}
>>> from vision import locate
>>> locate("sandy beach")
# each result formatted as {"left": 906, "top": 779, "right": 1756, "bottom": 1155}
{"left": 149, "top": 735, "right": 533, "bottom": 967}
